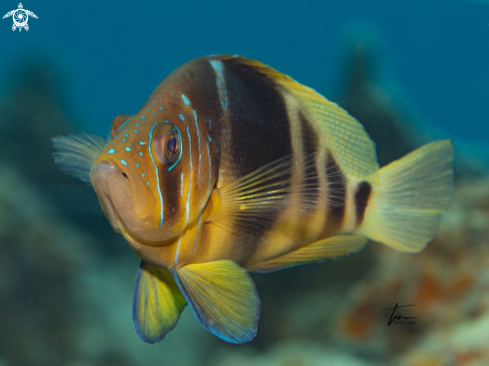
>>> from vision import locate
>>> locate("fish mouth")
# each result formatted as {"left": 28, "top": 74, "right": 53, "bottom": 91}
{"left": 90, "top": 162, "right": 156, "bottom": 235}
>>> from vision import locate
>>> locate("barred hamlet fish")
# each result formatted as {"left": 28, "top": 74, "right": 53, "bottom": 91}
{"left": 52, "top": 55, "right": 453, "bottom": 344}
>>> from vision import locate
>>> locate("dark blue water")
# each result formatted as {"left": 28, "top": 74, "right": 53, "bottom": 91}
{"left": 1, "top": 0, "right": 488, "bottom": 142}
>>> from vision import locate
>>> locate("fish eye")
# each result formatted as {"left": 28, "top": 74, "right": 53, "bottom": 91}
{"left": 154, "top": 125, "right": 181, "bottom": 166}
{"left": 166, "top": 136, "right": 178, "bottom": 160}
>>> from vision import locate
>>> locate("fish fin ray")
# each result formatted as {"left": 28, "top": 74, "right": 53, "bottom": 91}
{"left": 132, "top": 261, "right": 187, "bottom": 344}
{"left": 175, "top": 260, "right": 260, "bottom": 344}
{"left": 210, "top": 153, "right": 322, "bottom": 231}
{"left": 357, "top": 140, "right": 454, "bottom": 252}
{"left": 52, "top": 133, "right": 106, "bottom": 184}
{"left": 211, "top": 55, "right": 379, "bottom": 180}
{"left": 250, "top": 234, "right": 368, "bottom": 273}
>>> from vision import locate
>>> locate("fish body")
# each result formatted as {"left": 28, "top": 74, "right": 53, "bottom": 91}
{"left": 53, "top": 55, "right": 454, "bottom": 344}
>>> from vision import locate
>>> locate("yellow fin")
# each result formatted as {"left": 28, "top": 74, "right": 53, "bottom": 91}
{"left": 213, "top": 55, "right": 379, "bottom": 180}
{"left": 211, "top": 153, "right": 319, "bottom": 230}
{"left": 175, "top": 260, "right": 260, "bottom": 344}
{"left": 132, "top": 262, "right": 187, "bottom": 344}
{"left": 357, "top": 140, "right": 454, "bottom": 252}
{"left": 250, "top": 234, "right": 368, "bottom": 273}
{"left": 52, "top": 133, "right": 106, "bottom": 184}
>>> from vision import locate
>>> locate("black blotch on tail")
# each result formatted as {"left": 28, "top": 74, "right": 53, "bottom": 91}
{"left": 354, "top": 181, "right": 371, "bottom": 227}
{"left": 326, "top": 151, "right": 346, "bottom": 230}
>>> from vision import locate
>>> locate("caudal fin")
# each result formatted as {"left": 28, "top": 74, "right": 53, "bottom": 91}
{"left": 358, "top": 140, "right": 454, "bottom": 252}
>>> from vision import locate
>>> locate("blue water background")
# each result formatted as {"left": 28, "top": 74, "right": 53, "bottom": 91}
{"left": 1, "top": 0, "right": 488, "bottom": 142}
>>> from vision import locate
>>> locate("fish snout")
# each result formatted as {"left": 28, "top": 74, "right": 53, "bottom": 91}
{"left": 90, "top": 162, "right": 156, "bottom": 232}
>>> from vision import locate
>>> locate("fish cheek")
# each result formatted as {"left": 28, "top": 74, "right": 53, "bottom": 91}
{"left": 163, "top": 168, "right": 183, "bottom": 227}
{"left": 132, "top": 183, "right": 157, "bottom": 220}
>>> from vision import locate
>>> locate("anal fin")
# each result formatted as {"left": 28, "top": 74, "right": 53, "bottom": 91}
{"left": 132, "top": 261, "right": 187, "bottom": 344}
{"left": 174, "top": 260, "right": 260, "bottom": 344}
{"left": 250, "top": 235, "right": 368, "bottom": 273}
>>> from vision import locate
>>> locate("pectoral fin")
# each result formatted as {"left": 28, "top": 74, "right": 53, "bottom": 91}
{"left": 132, "top": 261, "right": 187, "bottom": 344}
{"left": 209, "top": 153, "right": 320, "bottom": 231}
{"left": 250, "top": 234, "right": 368, "bottom": 273}
{"left": 174, "top": 260, "right": 260, "bottom": 344}
{"left": 52, "top": 134, "right": 106, "bottom": 184}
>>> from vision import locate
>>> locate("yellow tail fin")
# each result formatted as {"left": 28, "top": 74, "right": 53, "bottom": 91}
{"left": 357, "top": 140, "right": 454, "bottom": 252}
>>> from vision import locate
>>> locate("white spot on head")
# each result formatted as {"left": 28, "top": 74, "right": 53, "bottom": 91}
{"left": 181, "top": 94, "right": 191, "bottom": 106}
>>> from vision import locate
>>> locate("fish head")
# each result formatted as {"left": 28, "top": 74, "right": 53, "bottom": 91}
{"left": 90, "top": 111, "right": 192, "bottom": 244}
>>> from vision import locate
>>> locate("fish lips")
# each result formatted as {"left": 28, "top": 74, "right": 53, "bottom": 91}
{"left": 90, "top": 162, "right": 156, "bottom": 234}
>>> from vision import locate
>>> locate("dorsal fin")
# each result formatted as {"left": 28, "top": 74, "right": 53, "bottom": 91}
{"left": 212, "top": 55, "right": 379, "bottom": 180}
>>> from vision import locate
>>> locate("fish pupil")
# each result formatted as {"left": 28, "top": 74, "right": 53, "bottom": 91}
{"left": 167, "top": 136, "right": 177, "bottom": 158}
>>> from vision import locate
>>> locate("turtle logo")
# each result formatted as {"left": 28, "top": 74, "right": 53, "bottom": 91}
{"left": 3, "top": 3, "right": 37, "bottom": 32}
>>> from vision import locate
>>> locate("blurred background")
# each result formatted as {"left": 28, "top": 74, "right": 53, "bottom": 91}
{"left": 1, "top": 0, "right": 489, "bottom": 365}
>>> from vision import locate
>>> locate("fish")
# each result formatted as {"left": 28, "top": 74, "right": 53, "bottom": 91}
{"left": 52, "top": 55, "right": 454, "bottom": 344}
